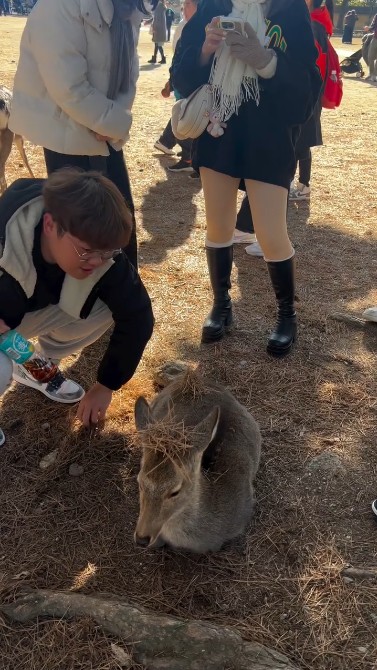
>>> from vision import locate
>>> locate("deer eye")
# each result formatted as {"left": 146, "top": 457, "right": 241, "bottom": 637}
{"left": 167, "top": 488, "right": 181, "bottom": 499}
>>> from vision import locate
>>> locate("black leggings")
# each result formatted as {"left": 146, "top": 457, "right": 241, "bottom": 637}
{"left": 43, "top": 146, "right": 138, "bottom": 269}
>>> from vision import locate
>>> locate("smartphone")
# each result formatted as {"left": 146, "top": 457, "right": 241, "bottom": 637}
{"left": 218, "top": 18, "right": 245, "bottom": 35}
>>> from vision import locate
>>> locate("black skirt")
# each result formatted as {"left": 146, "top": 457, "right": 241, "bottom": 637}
{"left": 192, "top": 95, "right": 298, "bottom": 191}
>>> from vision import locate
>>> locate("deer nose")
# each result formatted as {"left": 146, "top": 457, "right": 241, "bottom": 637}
{"left": 134, "top": 533, "right": 151, "bottom": 547}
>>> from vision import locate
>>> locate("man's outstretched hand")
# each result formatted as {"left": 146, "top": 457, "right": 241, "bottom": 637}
{"left": 77, "top": 382, "right": 113, "bottom": 427}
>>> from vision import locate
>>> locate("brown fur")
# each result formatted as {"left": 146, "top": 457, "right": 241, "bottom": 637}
{"left": 134, "top": 370, "right": 261, "bottom": 553}
{"left": 0, "top": 85, "right": 34, "bottom": 194}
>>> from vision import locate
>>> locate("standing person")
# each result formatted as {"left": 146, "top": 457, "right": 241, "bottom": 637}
{"left": 9, "top": 0, "right": 148, "bottom": 270}
{"left": 0, "top": 170, "right": 154, "bottom": 445}
{"left": 154, "top": 0, "right": 199, "bottom": 172}
{"left": 366, "top": 13, "right": 377, "bottom": 81}
{"left": 342, "top": 9, "right": 358, "bottom": 44}
{"left": 165, "top": 5, "right": 175, "bottom": 40}
{"left": 171, "top": 0, "right": 321, "bottom": 356}
{"left": 0, "top": 1, "right": 9, "bottom": 15}
{"left": 148, "top": 0, "right": 167, "bottom": 63}
{"left": 290, "top": 0, "right": 333, "bottom": 201}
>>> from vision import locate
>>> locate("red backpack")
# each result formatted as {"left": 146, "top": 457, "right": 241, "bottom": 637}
{"left": 322, "top": 39, "right": 343, "bottom": 109}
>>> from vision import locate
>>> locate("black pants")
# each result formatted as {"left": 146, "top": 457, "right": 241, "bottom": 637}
{"left": 153, "top": 44, "right": 165, "bottom": 60}
{"left": 160, "top": 119, "right": 192, "bottom": 162}
{"left": 295, "top": 147, "right": 312, "bottom": 187}
{"left": 235, "top": 194, "right": 255, "bottom": 234}
{"left": 166, "top": 23, "right": 172, "bottom": 40}
{"left": 43, "top": 146, "right": 138, "bottom": 269}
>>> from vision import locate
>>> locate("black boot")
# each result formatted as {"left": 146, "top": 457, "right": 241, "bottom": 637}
{"left": 148, "top": 56, "right": 157, "bottom": 63}
{"left": 266, "top": 256, "right": 297, "bottom": 357}
{"left": 201, "top": 246, "right": 233, "bottom": 344}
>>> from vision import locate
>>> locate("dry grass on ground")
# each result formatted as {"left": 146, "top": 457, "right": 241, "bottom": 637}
{"left": 0, "top": 18, "right": 377, "bottom": 670}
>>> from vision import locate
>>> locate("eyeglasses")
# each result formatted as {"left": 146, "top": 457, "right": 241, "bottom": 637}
{"left": 68, "top": 237, "right": 122, "bottom": 262}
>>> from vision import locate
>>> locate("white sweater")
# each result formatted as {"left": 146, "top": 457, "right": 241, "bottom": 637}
{"left": 9, "top": 0, "right": 142, "bottom": 156}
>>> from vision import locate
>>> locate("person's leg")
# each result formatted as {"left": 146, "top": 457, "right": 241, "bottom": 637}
{"left": 106, "top": 146, "right": 138, "bottom": 269}
{"left": 235, "top": 194, "right": 255, "bottom": 234}
{"left": 148, "top": 43, "right": 158, "bottom": 63}
{"left": 298, "top": 147, "right": 312, "bottom": 188}
{"left": 368, "top": 39, "right": 377, "bottom": 77}
{"left": 200, "top": 167, "right": 240, "bottom": 343}
{"left": 245, "top": 179, "right": 296, "bottom": 356}
{"left": 43, "top": 149, "right": 91, "bottom": 175}
{"left": 0, "top": 351, "right": 13, "bottom": 445}
{"left": 158, "top": 119, "right": 176, "bottom": 150}
{"left": 17, "top": 302, "right": 113, "bottom": 362}
{"left": 158, "top": 45, "right": 166, "bottom": 63}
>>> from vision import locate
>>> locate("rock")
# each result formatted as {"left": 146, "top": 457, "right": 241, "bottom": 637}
{"left": 39, "top": 450, "right": 58, "bottom": 470}
{"left": 41, "top": 422, "right": 50, "bottom": 432}
{"left": 306, "top": 451, "right": 346, "bottom": 476}
{"left": 69, "top": 463, "right": 84, "bottom": 477}
{"left": 153, "top": 361, "right": 189, "bottom": 388}
{"left": 12, "top": 571, "right": 30, "bottom": 580}
{"left": 342, "top": 576, "right": 354, "bottom": 584}
{"left": 357, "top": 647, "right": 367, "bottom": 654}
{"left": 111, "top": 643, "right": 132, "bottom": 668}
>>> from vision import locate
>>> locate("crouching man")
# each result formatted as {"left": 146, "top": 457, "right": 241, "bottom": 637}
{"left": 0, "top": 169, "right": 154, "bottom": 445}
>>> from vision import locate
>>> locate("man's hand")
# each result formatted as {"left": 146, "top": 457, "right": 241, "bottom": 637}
{"left": 94, "top": 132, "right": 113, "bottom": 142}
{"left": 77, "top": 382, "right": 113, "bottom": 427}
{"left": 0, "top": 319, "right": 10, "bottom": 335}
{"left": 161, "top": 81, "right": 171, "bottom": 98}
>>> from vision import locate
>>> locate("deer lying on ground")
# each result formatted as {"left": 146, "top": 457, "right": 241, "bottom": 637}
{"left": 134, "top": 369, "right": 261, "bottom": 553}
{"left": 0, "top": 85, "right": 34, "bottom": 194}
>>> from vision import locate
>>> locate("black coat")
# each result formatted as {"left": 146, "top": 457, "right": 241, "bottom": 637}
{"left": 171, "top": 0, "right": 322, "bottom": 188}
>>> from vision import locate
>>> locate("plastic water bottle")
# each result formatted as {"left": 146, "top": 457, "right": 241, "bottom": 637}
{"left": 0, "top": 330, "right": 61, "bottom": 383}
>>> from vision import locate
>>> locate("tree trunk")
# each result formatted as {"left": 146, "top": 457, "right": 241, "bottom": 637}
{"left": 1, "top": 589, "right": 301, "bottom": 670}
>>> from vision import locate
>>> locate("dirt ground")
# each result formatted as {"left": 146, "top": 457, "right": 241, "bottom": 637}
{"left": 0, "top": 16, "right": 377, "bottom": 670}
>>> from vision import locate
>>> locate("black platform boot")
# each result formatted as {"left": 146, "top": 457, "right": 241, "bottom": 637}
{"left": 266, "top": 256, "right": 297, "bottom": 357}
{"left": 201, "top": 245, "right": 233, "bottom": 343}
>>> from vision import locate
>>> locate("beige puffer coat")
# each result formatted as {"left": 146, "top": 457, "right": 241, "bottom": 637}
{"left": 9, "top": 0, "right": 142, "bottom": 156}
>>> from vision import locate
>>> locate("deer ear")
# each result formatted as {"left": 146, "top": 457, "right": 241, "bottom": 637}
{"left": 191, "top": 406, "right": 220, "bottom": 452}
{"left": 134, "top": 397, "right": 153, "bottom": 431}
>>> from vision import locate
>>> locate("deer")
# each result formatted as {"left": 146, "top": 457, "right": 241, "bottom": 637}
{"left": 134, "top": 369, "right": 261, "bottom": 553}
{"left": 0, "top": 85, "right": 34, "bottom": 195}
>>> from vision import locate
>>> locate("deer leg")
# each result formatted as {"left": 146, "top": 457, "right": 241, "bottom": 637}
{"left": 14, "top": 134, "right": 35, "bottom": 178}
{"left": 0, "top": 127, "right": 14, "bottom": 194}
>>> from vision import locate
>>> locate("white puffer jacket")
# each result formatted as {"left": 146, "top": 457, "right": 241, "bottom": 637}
{"left": 9, "top": 0, "right": 142, "bottom": 156}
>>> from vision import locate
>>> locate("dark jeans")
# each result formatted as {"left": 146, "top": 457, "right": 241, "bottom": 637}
{"left": 160, "top": 119, "right": 192, "bottom": 162}
{"left": 43, "top": 145, "right": 138, "bottom": 269}
{"left": 294, "top": 147, "right": 312, "bottom": 187}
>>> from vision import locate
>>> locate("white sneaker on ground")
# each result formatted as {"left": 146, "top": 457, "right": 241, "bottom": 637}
{"left": 154, "top": 140, "right": 175, "bottom": 155}
{"left": 245, "top": 240, "right": 264, "bottom": 257}
{"left": 372, "top": 499, "right": 377, "bottom": 518}
{"left": 233, "top": 229, "right": 256, "bottom": 244}
{"left": 289, "top": 182, "right": 311, "bottom": 201}
{"left": 0, "top": 428, "right": 5, "bottom": 446}
{"left": 12, "top": 363, "right": 85, "bottom": 404}
{"left": 362, "top": 307, "right": 377, "bottom": 323}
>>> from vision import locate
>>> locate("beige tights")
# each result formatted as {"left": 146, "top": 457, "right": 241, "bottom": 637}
{"left": 200, "top": 167, "right": 293, "bottom": 261}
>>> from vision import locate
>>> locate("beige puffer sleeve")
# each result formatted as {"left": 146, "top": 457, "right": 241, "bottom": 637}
{"left": 28, "top": 0, "right": 132, "bottom": 140}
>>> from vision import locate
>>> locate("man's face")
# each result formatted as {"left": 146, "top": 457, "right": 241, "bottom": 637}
{"left": 183, "top": 0, "right": 196, "bottom": 21}
{"left": 42, "top": 213, "right": 116, "bottom": 280}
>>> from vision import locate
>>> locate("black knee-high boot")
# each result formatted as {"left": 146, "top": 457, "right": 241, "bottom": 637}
{"left": 266, "top": 256, "right": 297, "bottom": 356}
{"left": 201, "top": 245, "right": 233, "bottom": 343}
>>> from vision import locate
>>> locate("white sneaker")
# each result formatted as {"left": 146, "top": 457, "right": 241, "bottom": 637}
{"left": 233, "top": 229, "right": 256, "bottom": 244}
{"left": 154, "top": 140, "right": 175, "bottom": 155}
{"left": 245, "top": 240, "right": 264, "bottom": 257}
{"left": 372, "top": 499, "right": 377, "bottom": 518}
{"left": 362, "top": 307, "right": 377, "bottom": 323}
{"left": 12, "top": 363, "right": 85, "bottom": 404}
{"left": 289, "top": 183, "right": 311, "bottom": 201}
{"left": 0, "top": 428, "right": 5, "bottom": 446}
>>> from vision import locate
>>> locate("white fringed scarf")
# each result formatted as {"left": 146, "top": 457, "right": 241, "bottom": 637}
{"left": 209, "top": 0, "right": 267, "bottom": 123}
